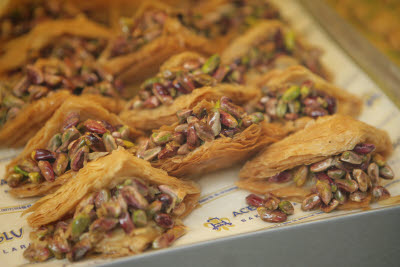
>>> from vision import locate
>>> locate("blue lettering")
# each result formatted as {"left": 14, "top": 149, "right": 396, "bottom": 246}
{"left": 239, "top": 208, "right": 249, "bottom": 214}
{"left": 11, "top": 228, "right": 23, "bottom": 238}
{"left": 12, "top": 247, "right": 17, "bottom": 252}
{"left": 3, "top": 232, "right": 13, "bottom": 241}
{"left": 233, "top": 211, "right": 242, "bottom": 217}
{"left": 20, "top": 245, "right": 26, "bottom": 249}
{"left": 3, "top": 250, "right": 8, "bottom": 254}
{"left": 0, "top": 179, "right": 7, "bottom": 186}
{"left": 241, "top": 219, "right": 246, "bottom": 222}
{"left": 249, "top": 217, "right": 253, "bottom": 220}
{"left": 247, "top": 205, "right": 256, "bottom": 211}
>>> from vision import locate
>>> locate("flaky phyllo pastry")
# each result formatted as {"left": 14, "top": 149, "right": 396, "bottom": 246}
{"left": 0, "top": 0, "right": 86, "bottom": 42}
{"left": 237, "top": 115, "right": 394, "bottom": 212}
{"left": 177, "top": 0, "right": 281, "bottom": 52}
{"left": 248, "top": 65, "right": 362, "bottom": 132}
{"left": 136, "top": 96, "right": 287, "bottom": 177}
{"left": 98, "top": 1, "right": 216, "bottom": 84}
{"left": 0, "top": 57, "right": 125, "bottom": 147}
{"left": 221, "top": 20, "right": 331, "bottom": 85}
{"left": 120, "top": 52, "right": 261, "bottom": 131}
{"left": 23, "top": 149, "right": 200, "bottom": 262}
{"left": 5, "top": 97, "right": 141, "bottom": 198}
{"left": 0, "top": 15, "right": 112, "bottom": 75}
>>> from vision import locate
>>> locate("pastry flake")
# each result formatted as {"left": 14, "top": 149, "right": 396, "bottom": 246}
{"left": 221, "top": 20, "right": 332, "bottom": 84}
{"left": 24, "top": 148, "right": 200, "bottom": 262}
{"left": 248, "top": 65, "right": 362, "bottom": 132}
{"left": 136, "top": 96, "right": 288, "bottom": 177}
{"left": 120, "top": 52, "right": 261, "bottom": 132}
{"left": 0, "top": 57, "right": 125, "bottom": 147}
{"left": 238, "top": 114, "right": 393, "bottom": 211}
{"left": 5, "top": 97, "right": 141, "bottom": 198}
{"left": 0, "top": 15, "right": 113, "bottom": 75}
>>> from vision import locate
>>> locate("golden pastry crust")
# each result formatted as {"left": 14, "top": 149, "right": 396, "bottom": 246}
{"left": 120, "top": 84, "right": 261, "bottom": 132}
{"left": 236, "top": 179, "right": 312, "bottom": 202}
{"left": 98, "top": 1, "right": 216, "bottom": 84}
{"left": 0, "top": 91, "right": 124, "bottom": 148}
{"left": 254, "top": 66, "right": 362, "bottom": 118}
{"left": 149, "top": 99, "right": 288, "bottom": 178}
{"left": 25, "top": 148, "right": 200, "bottom": 228}
{"left": 0, "top": 16, "right": 113, "bottom": 74}
{"left": 221, "top": 20, "right": 332, "bottom": 83}
{"left": 5, "top": 96, "right": 142, "bottom": 198}
{"left": 159, "top": 51, "right": 205, "bottom": 72}
{"left": 251, "top": 65, "right": 363, "bottom": 132}
{"left": 239, "top": 114, "right": 393, "bottom": 180}
{"left": 152, "top": 123, "right": 286, "bottom": 178}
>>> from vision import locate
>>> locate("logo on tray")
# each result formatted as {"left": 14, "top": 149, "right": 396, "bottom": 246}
{"left": 0, "top": 228, "right": 23, "bottom": 244}
{"left": 204, "top": 217, "right": 235, "bottom": 231}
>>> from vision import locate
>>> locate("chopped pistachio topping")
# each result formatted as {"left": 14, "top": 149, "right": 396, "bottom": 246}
{"left": 24, "top": 180, "right": 186, "bottom": 262}
{"left": 265, "top": 143, "right": 392, "bottom": 213}
{"left": 7, "top": 113, "right": 133, "bottom": 188}
{"left": 136, "top": 96, "right": 264, "bottom": 161}
{"left": 257, "top": 81, "right": 337, "bottom": 122}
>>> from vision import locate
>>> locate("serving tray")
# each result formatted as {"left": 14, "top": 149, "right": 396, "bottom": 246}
{"left": 0, "top": 0, "right": 399, "bottom": 266}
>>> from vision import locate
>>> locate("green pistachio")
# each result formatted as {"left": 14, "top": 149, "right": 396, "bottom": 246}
{"left": 201, "top": 54, "right": 220, "bottom": 74}
{"left": 132, "top": 210, "right": 147, "bottom": 227}
{"left": 71, "top": 213, "right": 91, "bottom": 239}
{"left": 300, "top": 85, "right": 310, "bottom": 98}
{"left": 282, "top": 85, "right": 300, "bottom": 102}
{"left": 28, "top": 172, "right": 42, "bottom": 184}
{"left": 284, "top": 30, "right": 295, "bottom": 52}
{"left": 14, "top": 165, "right": 29, "bottom": 176}
{"left": 276, "top": 100, "right": 287, "bottom": 118}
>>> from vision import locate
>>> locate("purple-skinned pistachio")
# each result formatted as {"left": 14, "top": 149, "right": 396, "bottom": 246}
{"left": 208, "top": 109, "right": 221, "bottom": 136}
{"left": 310, "top": 157, "right": 333, "bottom": 172}
{"left": 53, "top": 153, "right": 69, "bottom": 177}
{"left": 353, "top": 143, "right": 375, "bottom": 154}
{"left": 38, "top": 161, "right": 55, "bottom": 182}
{"left": 83, "top": 132, "right": 105, "bottom": 152}
{"left": 70, "top": 146, "right": 89, "bottom": 171}
{"left": 257, "top": 207, "right": 287, "bottom": 223}
{"left": 89, "top": 217, "right": 118, "bottom": 232}
{"left": 121, "top": 185, "right": 149, "bottom": 209}
{"left": 220, "top": 110, "right": 238, "bottom": 128}
{"left": 340, "top": 151, "right": 363, "bottom": 165}
{"left": 194, "top": 121, "right": 214, "bottom": 142}
{"left": 176, "top": 109, "right": 193, "bottom": 123}
{"left": 371, "top": 186, "right": 391, "bottom": 202}
{"left": 177, "top": 143, "right": 190, "bottom": 155}
{"left": 301, "top": 194, "right": 321, "bottom": 211}
{"left": 352, "top": 169, "right": 370, "bottom": 192}
{"left": 151, "top": 131, "right": 173, "bottom": 146}
{"left": 83, "top": 119, "right": 107, "bottom": 134}
{"left": 220, "top": 96, "right": 245, "bottom": 118}
{"left": 141, "top": 147, "right": 162, "bottom": 161}
{"left": 62, "top": 112, "right": 80, "bottom": 131}
{"left": 102, "top": 132, "right": 117, "bottom": 152}
{"left": 187, "top": 124, "right": 199, "bottom": 150}
{"left": 155, "top": 213, "right": 174, "bottom": 229}
{"left": 32, "top": 149, "right": 56, "bottom": 162}
{"left": 316, "top": 180, "right": 332, "bottom": 205}
{"left": 152, "top": 225, "right": 186, "bottom": 249}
